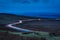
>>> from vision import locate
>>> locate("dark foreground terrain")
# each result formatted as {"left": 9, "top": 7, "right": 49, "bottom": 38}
{"left": 0, "top": 13, "right": 60, "bottom": 40}
{"left": 0, "top": 32, "right": 42, "bottom": 40}
{"left": 0, "top": 13, "right": 60, "bottom": 33}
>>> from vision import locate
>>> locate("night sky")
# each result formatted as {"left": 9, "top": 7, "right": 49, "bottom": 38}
{"left": 0, "top": 0, "right": 60, "bottom": 18}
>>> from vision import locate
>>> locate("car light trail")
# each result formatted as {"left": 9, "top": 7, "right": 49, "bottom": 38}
{"left": 7, "top": 19, "right": 41, "bottom": 32}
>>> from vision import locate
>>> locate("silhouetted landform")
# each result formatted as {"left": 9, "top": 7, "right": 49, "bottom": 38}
{"left": 0, "top": 13, "right": 41, "bottom": 32}
{"left": 0, "top": 13, "right": 60, "bottom": 33}
{"left": 0, "top": 13, "right": 38, "bottom": 32}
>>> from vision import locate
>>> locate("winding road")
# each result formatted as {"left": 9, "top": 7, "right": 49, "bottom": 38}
{"left": 7, "top": 19, "right": 41, "bottom": 32}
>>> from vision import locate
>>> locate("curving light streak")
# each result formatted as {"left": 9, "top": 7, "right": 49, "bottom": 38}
{"left": 7, "top": 19, "right": 41, "bottom": 32}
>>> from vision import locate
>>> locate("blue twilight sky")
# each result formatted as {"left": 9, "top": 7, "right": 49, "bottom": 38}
{"left": 0, "top": 0, "right": 60, "bottom": 18}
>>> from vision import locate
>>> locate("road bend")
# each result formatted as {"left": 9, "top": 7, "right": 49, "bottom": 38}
{"left": 7, "top": 19, "right": 41, "bottom": 32}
